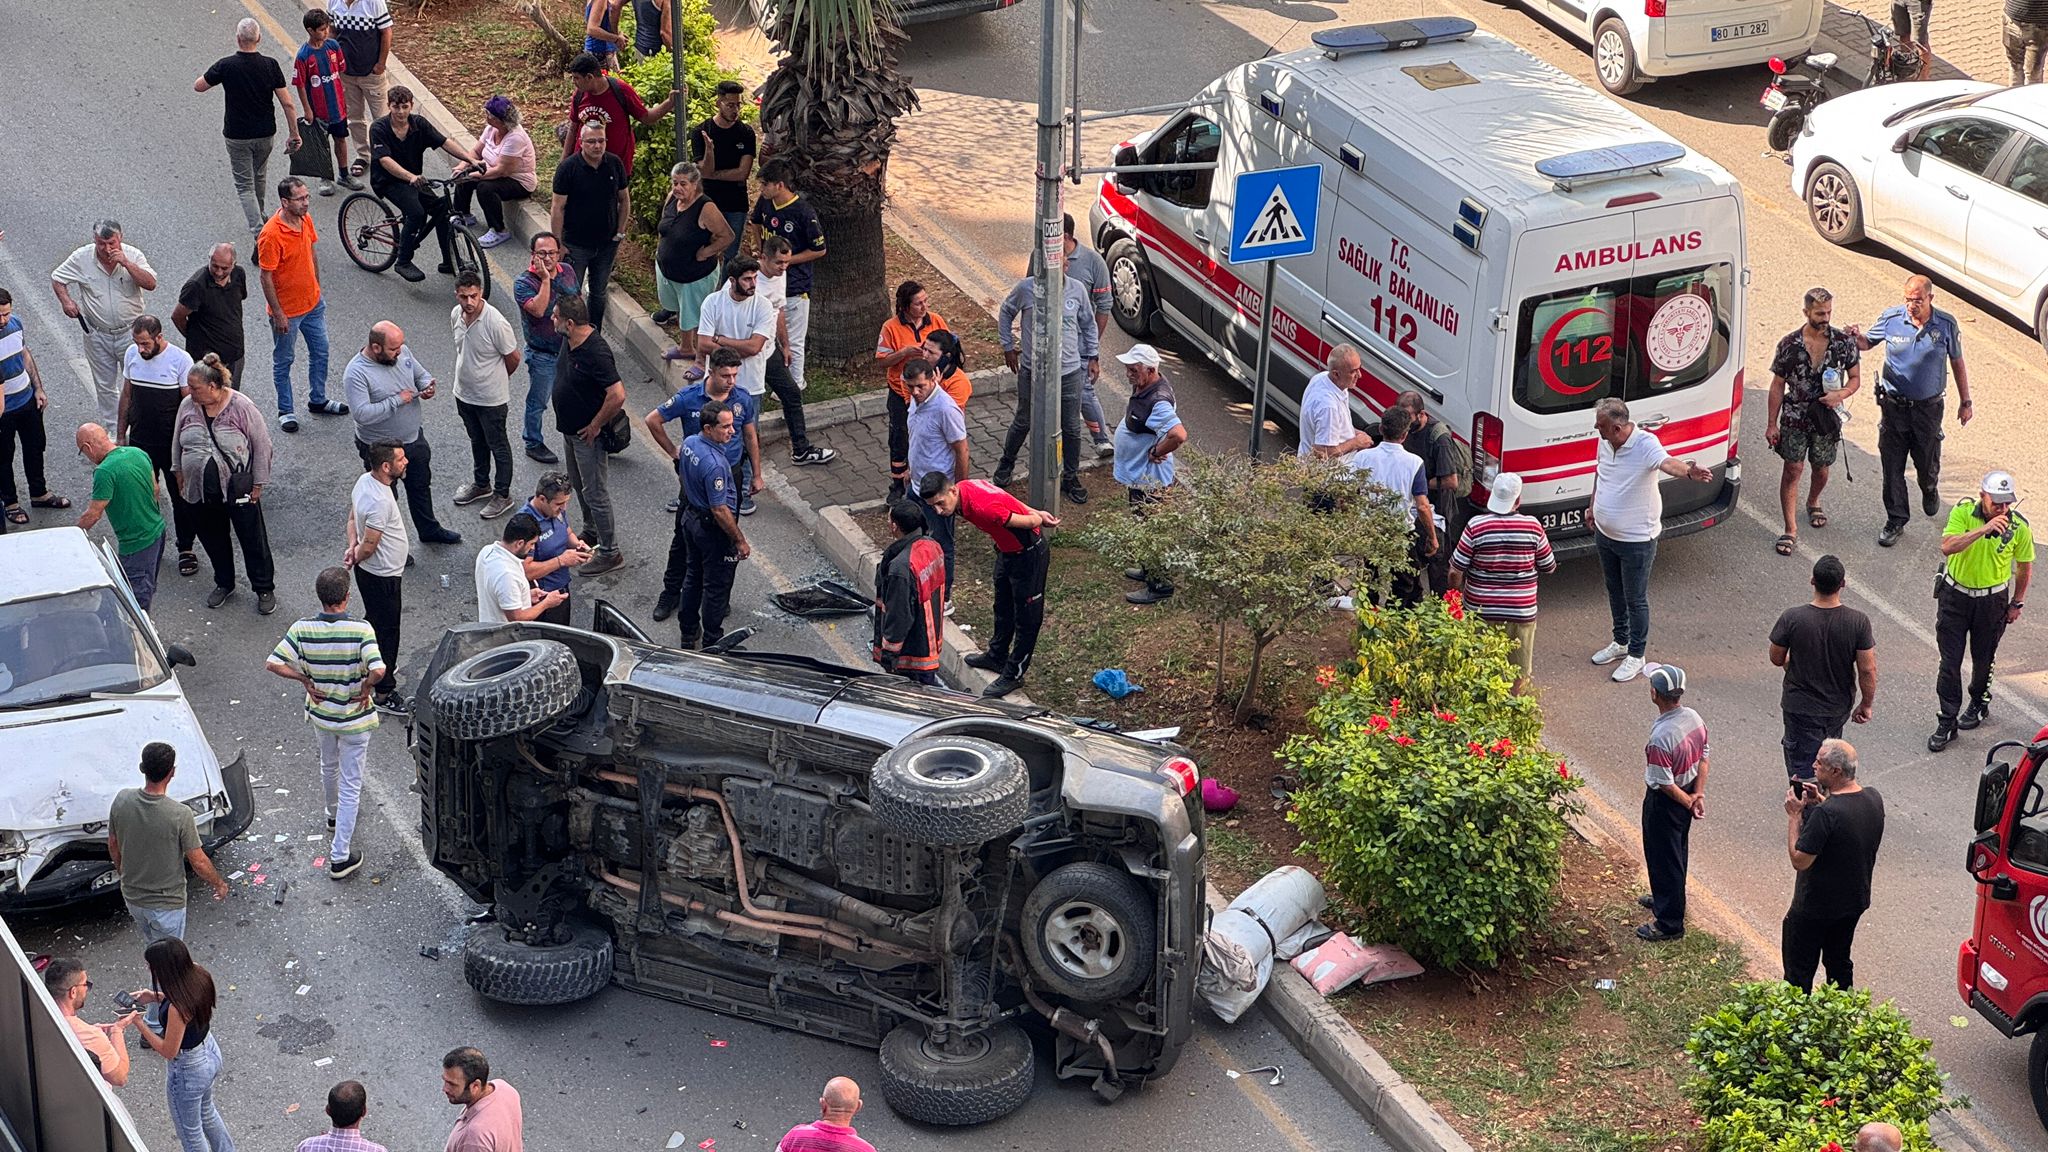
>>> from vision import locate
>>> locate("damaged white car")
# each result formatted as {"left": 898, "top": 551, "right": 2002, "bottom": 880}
{"left": 0, "top": 528, "right": 253, "bottom": 910}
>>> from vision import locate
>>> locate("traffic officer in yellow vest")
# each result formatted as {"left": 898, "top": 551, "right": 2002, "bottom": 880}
{"left": 1929, "top": 470, "right": 2033, "bottom": 752}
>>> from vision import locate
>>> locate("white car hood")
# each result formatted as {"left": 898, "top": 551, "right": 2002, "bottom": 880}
{"left": 1806, "top": 79, "right": 1998, "bottom": 137}
{"left": 0, "top": 688, "right": 222, "bottom": 831}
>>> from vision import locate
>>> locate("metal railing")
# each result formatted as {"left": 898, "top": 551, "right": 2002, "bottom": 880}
{"left": 0, "top": 915, "right": 150, "bottom": 1152}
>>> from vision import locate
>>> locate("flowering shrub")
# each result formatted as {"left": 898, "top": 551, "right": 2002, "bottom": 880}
{"left": 1685, "top": 983, "right": 1957, "bottom": 1152}
{"left": 1283, "top": 595, "right": 1580, "bottom": 969}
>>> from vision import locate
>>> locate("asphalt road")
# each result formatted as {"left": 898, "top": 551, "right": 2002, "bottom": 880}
{"left": 0, "top": 2, "right": 1378, "bottom": 1150}
{"left": 818, "top": 0, "right": 2048, "bottom": 1148}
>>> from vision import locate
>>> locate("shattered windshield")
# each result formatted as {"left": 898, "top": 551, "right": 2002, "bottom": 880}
{"left": 0, "top": 588, "right": 168, "bottom": 708}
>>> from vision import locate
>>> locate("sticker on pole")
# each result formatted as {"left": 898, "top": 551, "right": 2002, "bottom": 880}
{"left": 1229, "top": 165, "right": 1322, "bottom": 264}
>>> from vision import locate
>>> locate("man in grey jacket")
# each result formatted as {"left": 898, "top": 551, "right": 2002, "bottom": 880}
{"left": 992, "top": 250, "right": 1099, "bottom": 505}
{"left": 344, "top": 321, "right": 462, "bottom": 545}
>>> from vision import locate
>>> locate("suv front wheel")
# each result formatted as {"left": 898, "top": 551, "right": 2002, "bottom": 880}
{"left": 463, "top": 921, "right": 613, "bottom": 1006}
{"left": 877, "top": 1020, "right": 1034, "bottom": 1126}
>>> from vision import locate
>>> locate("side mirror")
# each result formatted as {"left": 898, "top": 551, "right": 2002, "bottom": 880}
{"left": 1975, "top": 757, "right": 2015, "bottom": 832}
{"left": 1891, "top": 132, "right": 1912, "bottom": 154}
{"left": 165, "top": 644, "right": 198, "bottom": 669}
{"left": 1112, "top": 143, "right": 1141, "bottom": 196}
{"left": 1967, "top": 830, "right": 2000, "bottom": 879}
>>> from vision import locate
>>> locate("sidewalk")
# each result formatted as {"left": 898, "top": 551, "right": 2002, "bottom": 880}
{"left": 1825, "top": 0, "right": 2007, "bottom": 83}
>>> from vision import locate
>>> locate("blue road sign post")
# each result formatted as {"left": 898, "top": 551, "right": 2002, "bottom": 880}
{"left": 1230, "top": 166, "right": 1322, "bottom": 455}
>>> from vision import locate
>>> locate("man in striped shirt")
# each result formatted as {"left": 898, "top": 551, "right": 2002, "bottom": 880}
{"left": 1448, "top": 472, "right": 1556, "bottom": 695}
{"left": 265, "top": 566, "right": 384, "bottom": 880}
{"left": 1639, "top": 663, "right": 1708, "bottom": 943}
{"left": 294, "top": 1080, "right": 387, "bottom": 1152}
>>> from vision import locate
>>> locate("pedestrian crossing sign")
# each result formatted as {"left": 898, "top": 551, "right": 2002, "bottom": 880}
{"left": 1230, "top": 165, "right": 1322, "bottom": 264}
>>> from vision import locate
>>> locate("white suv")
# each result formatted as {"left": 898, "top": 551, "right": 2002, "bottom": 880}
{"left": 1511, "top": 0, "right": 1823, "bottom": 96}
{"left": 0, "top": 528, "right": 252, "bottom": 910}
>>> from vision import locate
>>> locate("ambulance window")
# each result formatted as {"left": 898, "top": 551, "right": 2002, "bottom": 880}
{"left": 1513, "top": 286, "right": 1620, "bottom": 414}
{"left": 1624, "top": 265, "right": 1732, "bottom": 399}
{"left": 1512, "top": 263, "right": 1734, "bottom": 414}
{"left": 2012, "top": 779, "right": 2048, "bottom": 876}
{"left": 1143, "top": 114, "right": 1221, "bottom": 209}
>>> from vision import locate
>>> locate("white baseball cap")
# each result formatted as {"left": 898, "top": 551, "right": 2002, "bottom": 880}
{"left": 1115, "top": 344, "right": 1162, "bottom": 368}
{"left": 1487, "top": 472, "right": 1524, "bottom": 514}
{"left": 1984, "top": 470, "right": 2019, "bottom": 503}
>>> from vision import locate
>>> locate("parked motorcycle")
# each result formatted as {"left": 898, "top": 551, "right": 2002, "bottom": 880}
{"left": 1761, "top": 12, "right": 1926, "bottom": 152}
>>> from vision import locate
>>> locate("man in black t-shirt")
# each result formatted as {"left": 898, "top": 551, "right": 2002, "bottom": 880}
{"left": 747, "top": 159, "right": 826, "bottom": 392}
{"left": 1769, "top": 555, "right": 1877, "bottom": 782}
{"left": 172, "top": 245, "right": 249, "bottom": 389}
{"left": 1782, "top": 738, "right": 1885, "bottom": 992}
{"left": 550, "top": 122, "right": 632, "bottom": 334}
{"left": 196, "top": 19, "right": 301, "bottom": 237}
{"left": 551, "top": 295, "right": 626, "bottom": 574}
{"left": 370, "top": 86, "right": 480, "bottom": 283}
{"left": 689, "top": 81, "right": 756, "bottom": 271}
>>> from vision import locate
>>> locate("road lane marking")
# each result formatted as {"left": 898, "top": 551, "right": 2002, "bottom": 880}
{"left": 1195, "top": 1032, "right": 1322, "bottom": 1152}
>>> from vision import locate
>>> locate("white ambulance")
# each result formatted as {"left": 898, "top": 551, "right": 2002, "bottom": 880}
{"left": 1088, "top": 17, "right": 1746, "bottom": 556}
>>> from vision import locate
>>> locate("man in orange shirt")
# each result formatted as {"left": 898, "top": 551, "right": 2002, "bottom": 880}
{"left": 260, "top": 176, "right": 350, "bottom": 434}
{"left": 43, "top": 957, "right": 140, "bottom": 1087}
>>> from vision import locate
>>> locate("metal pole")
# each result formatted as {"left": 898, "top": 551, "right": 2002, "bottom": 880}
{"left": 1248, "top": 260, "right": 1277, "bottom": 457}
{"left": 1029, "top": 0, "right": 1069, "bottom": 511}
{"left": 670, "top": 0, "right": 686, "bottom": 164}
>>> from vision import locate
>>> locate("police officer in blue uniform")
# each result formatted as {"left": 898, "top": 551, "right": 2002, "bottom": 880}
{"left": 645, "top": 348, "right": 756, "bottom": 623}
{"left": 671, "top": 399, "right": 750, "bottom": 648}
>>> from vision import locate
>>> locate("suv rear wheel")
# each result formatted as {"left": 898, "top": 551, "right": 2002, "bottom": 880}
{"left": 462, "top": 920, "right": 613, "bottom": 1005}
{"left": 1021, "top": 861, "right": 1157, "bottom": 1001}
{"left": 870, "top": 736, "right": 1029, "bottom": 845}
{"left": 430, "top": 639, "right": 582, "bottom": 741}
{"left": 877, "top": 1020, "right": 1034, "bottom": 1126}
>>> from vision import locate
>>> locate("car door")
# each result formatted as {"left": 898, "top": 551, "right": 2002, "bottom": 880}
{"left": 1133, "top": 112, "right": 1226, "bottom": 349}
{"left": 1870, "top": 116, "right": 2015, "bottom": 272}
{"left": 1971, "top": 752, "right": 2048, "bottom": 1030}
{"left": 1965, "top": 135, "right": 2048, "bottom": 309}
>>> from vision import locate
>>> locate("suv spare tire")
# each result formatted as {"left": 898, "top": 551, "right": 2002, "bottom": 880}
{"left": 462, "top": 921, "right": 613, "bottom": 1006}
{"left": 870, "top": 736, "right": 1029, "bottom": 846}
{"left": 431, "top": 640, "right": 582, "bottom": 741}
{"left": 1021, "top": 861, "right": 1157, "bottom": 1002}
{"left": 877, "top": 1020, "right": 1034, "bottom": 1126}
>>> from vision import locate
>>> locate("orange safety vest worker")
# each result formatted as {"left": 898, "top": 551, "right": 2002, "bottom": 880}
{"left": 872, "top": 530, "right": 947, "bottom": 676}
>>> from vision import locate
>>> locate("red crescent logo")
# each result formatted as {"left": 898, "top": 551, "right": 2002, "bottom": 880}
{"left": 1538, "top": 306, "right": 1607, "bottom": 396}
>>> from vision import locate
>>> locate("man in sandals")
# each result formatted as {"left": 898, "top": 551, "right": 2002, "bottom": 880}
{"left": 1765, "top": 287, "right": 1860, "bottom": 557}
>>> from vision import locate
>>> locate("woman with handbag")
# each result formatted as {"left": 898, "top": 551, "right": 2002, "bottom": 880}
{"left": 130, "top": 939, "right": 237, "bottom": 1152}
{"left": 453, "top": 95, "right": 537, "bottom": 249}
{"left": 172, "top": 355, "right": 277, "bottom": 613}
{"left": 653, "top": 161, "right": 732, "bottom": 354}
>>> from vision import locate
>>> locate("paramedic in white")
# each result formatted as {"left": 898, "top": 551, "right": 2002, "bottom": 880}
{"left": 1587, "top": 397, "right": 1712, "bottom": 684}
{"left": 1296, "top": 344, "right": 1375, "bottom": 460}
{"left": 475, "top": 511, "right": 565, "bottom": 623}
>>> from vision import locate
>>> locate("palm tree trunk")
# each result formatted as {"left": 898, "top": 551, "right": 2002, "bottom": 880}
{"left": 809, "top": 205, "right": 889, "bottom": 362}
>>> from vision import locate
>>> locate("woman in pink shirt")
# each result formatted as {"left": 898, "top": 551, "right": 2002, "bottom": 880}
{"left": 454, "top": 95, "right": 537, "bottom": 249}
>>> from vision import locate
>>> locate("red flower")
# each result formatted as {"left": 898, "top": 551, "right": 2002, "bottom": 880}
{"left": 1820, "top": 1099, "right": 1838, "bottom": 1108}
{"left": 1468, "top": 742, "right": 1486, "bottom": 757}
{"left": 1368, "top": 714, "right": 1391, "bottom": 732}
{"left": 1435, "top": 710, "right": 1458, "bottom": 723}
{"left": 1821, "top": 1143, "right": 1844, "bottom": 1152}
{"left": 1389, "top": 697, "right": 1403, "bottom": 717}
{"left": 1445, "top": 589, "right": 1462, "bottom": 608}
{"left": 1490, "top": 738, "right": 1516, "bottom": 757}
{"left": 1448, "top": 601, "right": 1465, "bottom": 621}
{"left": 1314, "top": 666, "right": 1339, "bottom": 688}
{"left": 1392, "top": 734, "right": 1415, "bottom": 746}
{"left": 1557, "top": 763, "right": 1571, "bottom": 780}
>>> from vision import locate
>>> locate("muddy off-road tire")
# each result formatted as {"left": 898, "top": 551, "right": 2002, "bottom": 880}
{"left": 430, "top": 640, "right": 581, "bottom": 741}
{"left": 462, "top": 921, "right": 613, "bottom": 1006}
{"left": 869, "top": 736, "right": 1029, "bottom": 846}
{"left": 877, "top": 1020, "right": 1035, "bottom": 1126}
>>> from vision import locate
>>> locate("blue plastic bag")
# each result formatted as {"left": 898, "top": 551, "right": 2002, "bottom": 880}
{"left": 1092, "top": 668, "right": 1144, "bottom": 699}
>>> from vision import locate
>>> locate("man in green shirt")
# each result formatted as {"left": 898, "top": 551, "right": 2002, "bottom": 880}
{"left": 107, "top": 743, "right": 230, "bottom": 945}
{"left": 265, "top": 567, "right": 385, "bottom": 880}
{"left": 1929, "top": 470, "right": 2034, "bottom": 751}
{"left": 75, "top": 422, "right": 166, "bottom": 609}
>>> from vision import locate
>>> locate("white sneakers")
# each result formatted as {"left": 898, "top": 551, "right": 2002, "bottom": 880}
{"left": 1590, "top": 642, "right": 1645, "bottom": 682}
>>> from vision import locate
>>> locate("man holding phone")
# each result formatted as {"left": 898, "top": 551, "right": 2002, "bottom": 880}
{"left": 1929, "top": 470, "right": 2033, "bottom": 751}
{"left": 43, "top": 957, "right": 140, "bottom": 1087}
{"left": 1783, "top": 739, "right": 1885, "bottom": 991}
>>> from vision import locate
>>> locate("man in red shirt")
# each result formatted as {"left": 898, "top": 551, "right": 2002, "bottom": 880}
{"left": 565, "top": 52, "right": 676, "bottom": 178}
{"left": 926, "top": 475, "right": 1060, "bottom": 698}
{"left": 776, "top": 1077, "right": 877, "bottom": 1152}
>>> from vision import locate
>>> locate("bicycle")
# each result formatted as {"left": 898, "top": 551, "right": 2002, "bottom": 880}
{"left": 338, "top": 173, "right": 493, "bottom": 299}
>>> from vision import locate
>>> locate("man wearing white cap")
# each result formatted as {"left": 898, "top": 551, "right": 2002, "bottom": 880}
{"left": 1449, "top": 472, "right": 1556, "bottom": 695}
{"left": 1929, "top": 470, "right": 2033, "bottom": 751}
{"left": 1112, "top": 344, "right": 1185, "bottom": 605}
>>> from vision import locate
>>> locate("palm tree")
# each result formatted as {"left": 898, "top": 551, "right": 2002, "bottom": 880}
{"left": 756, "top": 0, "right": 920, "bottom": 362}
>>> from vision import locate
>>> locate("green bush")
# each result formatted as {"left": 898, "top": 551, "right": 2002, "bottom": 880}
{"left": 1283, "top": 593, "right": 1580, "bottom": 969}
{"left": 1685, "top": 982, "right": 1958, "bottom": 1152}
{"left": 615, "top": 0, "right": 745, "bottom": 232}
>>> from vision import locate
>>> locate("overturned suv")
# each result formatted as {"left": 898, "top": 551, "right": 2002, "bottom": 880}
{"left": 414, "top": 609, "right": 1204, "bottom": 1125}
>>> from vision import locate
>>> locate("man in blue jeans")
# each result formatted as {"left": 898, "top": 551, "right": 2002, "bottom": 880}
{"left": 511, "top": 232, "right": 580, "bottom": 465}
{"left": 1587, "top": 397, "right": 1712, "bottom": 684}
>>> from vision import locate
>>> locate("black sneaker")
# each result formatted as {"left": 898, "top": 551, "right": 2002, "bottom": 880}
{"left": 1878, "top": 525, "right": 1904, "bottom": 547}
{"left": 328, "top": 817, "right": 336, "bottom": 830}
{"left": 394, "top": 261, "right": 426, "bottom": 283}
{"left": 1959, "top": 700, "right": 1991, "bottom": 730}
{"left": 1062, "top": 483, "right": 1089, "bottom": 505}
{"left": 328, "top": 852, "right": 364, "bottom": 879}
{"left": 1125, "top": 586, "right": 1173, "bottom": 605}
{"left": 791, "top": 446, "right": 838, "bottom": 466}
{"left": 526, "top": 442, "right": 560, "bottom": 465}
{"left": 887, "top": 481, "right": 906, "bottom": 503}
{"left": 206, "top": 586, "right": 233, "bottom": 609}
{"left": 652, "top": 592, "right": 680, "bottom": 622}
{"left": 1925, "top": 491, "right": 1941, "bottom": 517}
{"left": 1123, "top": 568, "right": 1147, "bottom": 582}
{"left": 1636, "top": 894, "right": 1656, "bottom": 910}
{"left": 1635, "top": 923, "right": 1683, "bottom": 942}
{"left": 964, "top": 652, "right": 1005, "bottom": 673}
{"left": 436, "top": 262, "right": 455, "bottom": 275}
{"left": 983, "top": 674, "right": 1025, "bottom": 699}
{"left": 651, "top": 309, "right": 678, "bottom": 325}
{"left": 1928, "top": 723, "right": 1958, "bottom": 752}
{"left": 256, "top": 591, "right": 277, "bottom": 616}
{"left": 991, "top": 468, "right": 1014, "bottom": 488}
{"left": 375, "top": 693, "right": 412, "bottom": 717}
{"left": 422, "top": 528, "right": 465, "bottom": 545}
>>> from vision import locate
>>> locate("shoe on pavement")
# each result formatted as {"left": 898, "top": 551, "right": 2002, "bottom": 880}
{"left": 480, "top": 495, "right": 516, "bottom": 519}
{"left": 580, "top": 548, "right": 624, "bottom": 576}
{"left": 1925, "top": 491, "right": 1942, "bottom": 517}
{"left": 1635, "top": 923, "right": 1683, "bottom": 942}
{"left": 964, "top": 652, "right": 1006, "bottom": 673}
{"left": 1062, "top": 483, "right": 1089, "bottom": 505}
{"left": 652, "top": 592, "right": 680, "bottom": 622}
{"left": 1929, "top": 724, "right": 1958, "bottom": 752}
{"left": 206, "top": 586, "right": 233, "bottom": 609}
{"left": 394, "top": 261, "right": 426, "bottom": 283}
{"left": 422, "top": 529, "right": 464, "bottom": 545}
{"left": 1126, "top": 586, "right": 1173, "bottom": 605}
{"left": 1636, "top": 894, "right": 1656, "bottom": 911}
{"left": 1610, "top": 655, "right": 1646, "bottom": 683}
{"left": 328, "top": 852, "right": 364, "bottom": 879}
{"left": 526, "top": 442, "right": 560, "bottom": 465}
{"left": 318, "top": 179, "right": 337, "bottom": 197}
{"left": 277, "top": 412, "right": 301, "bottom": 433}
{"left": 666, "top": 497, "right": 681, "bottom": 513}
{"left": 436, "top": 262, "right": 455, "bottom": 275}
{"left": 256, "top": 592, "right": 277, "bottom": 616}
{"left": 453, "top": 483, "right": 492, "bottom": 506}
{"left": 650, "top": 309, "right": 678, "bottom": 325}
{"left": 1589, "top": 641, "right": 1628, "bottom": 666}
{"left": 1959, "top": 700, "right": 1991, "bottom": 730}
{"left": 1093, "top": 439, "right": 1115, "bottom": 458}
{"left": 791, "top": 446, "right": 838, "bottom": 466}
{"left": 983, "top": 674, "right": 1025, "bottom": 699}
{"left": 991, "top": 469, "right": 1014, "bottom": 488}
{"left": 943, "top": 602, "right": 956, "bottom": 618}
{"left": 738, "top": 495, "right": 757, "bottom": 516}
{"left": 310, "top": 399, "right": 351, "bottom": 416}
{"left": 339, "top": 173, "right": 365, "bottom": 191}
{"left": 1878, "top": 525, "right": 1904, "bottom": 547}
{"left": 478, "top": 229, "right": 511, "bottom": 249}
{"left": 375, "top": 693, "right": 411, "bottom": 717}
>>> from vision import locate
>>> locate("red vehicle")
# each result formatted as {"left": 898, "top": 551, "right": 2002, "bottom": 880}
{"left": 1959, "top": 729, "right": 2048, "bottom": 1126}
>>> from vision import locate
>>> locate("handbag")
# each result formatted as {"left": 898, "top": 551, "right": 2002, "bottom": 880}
{"left": 204, "top": 414, "right": 257, "bottom": 502}
{"left": 597, "top": 409, "right": 633, "bottom": 454}
{"left": 287, "top": 121, "right": 334, "bottom": 182}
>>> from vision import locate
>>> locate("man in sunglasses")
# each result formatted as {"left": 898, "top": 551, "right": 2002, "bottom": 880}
{"left": 42, "top": 957, "right": 141, "bottom": 1086}
{"left": 1929, "top": 470, "right": 2034, "bottom": 751}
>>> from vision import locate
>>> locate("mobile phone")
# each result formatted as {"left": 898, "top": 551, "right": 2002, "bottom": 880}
{"left": 113, "top": 990, "right": 137, "bottom": 1011}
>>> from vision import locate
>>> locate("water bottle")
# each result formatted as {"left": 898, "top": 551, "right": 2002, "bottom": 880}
{"left": 1821, "top": 366, "right": 1843, "bottom": 393}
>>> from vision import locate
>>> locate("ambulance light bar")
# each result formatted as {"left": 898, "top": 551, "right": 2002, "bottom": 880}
{"left": 1311, "top": 17, "right": 1477, "bottom": 59}
{"left": 1535, "top": 142, "right": 1688, "bottom": 192}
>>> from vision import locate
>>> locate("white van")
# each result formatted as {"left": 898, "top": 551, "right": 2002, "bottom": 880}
{"left": 1511, "top": 0, "right": 1823, "bottom": 97}
{"left": 1088, "top": 17, "right": 1746, "bottom": 556}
